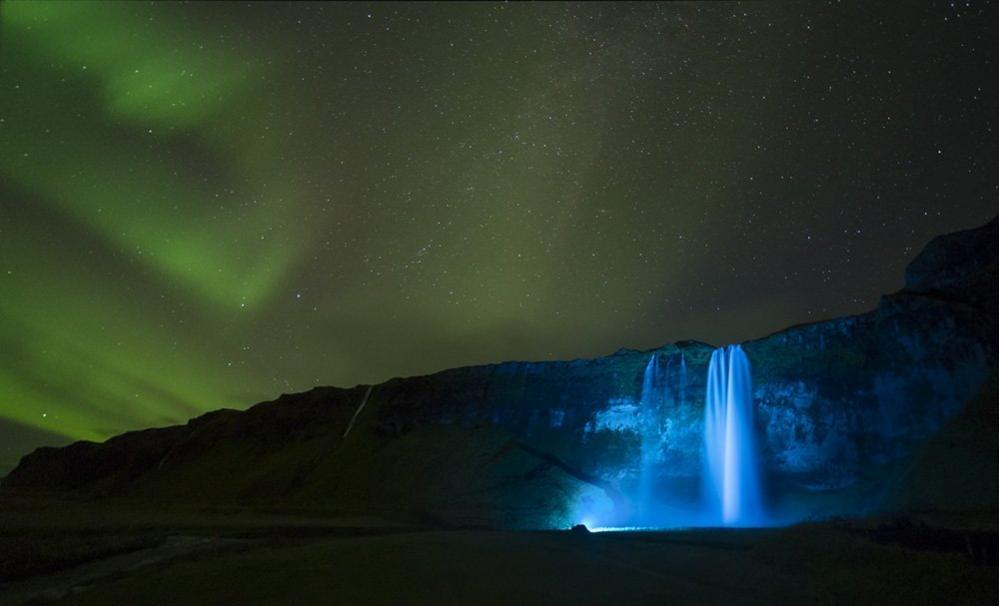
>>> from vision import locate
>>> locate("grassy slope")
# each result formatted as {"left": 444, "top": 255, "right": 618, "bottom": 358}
{"left": 888, "top": 367, "right": 999, "bottom": 515}
{"left": 106, "top": 418, "right": 598, "bottom": 529}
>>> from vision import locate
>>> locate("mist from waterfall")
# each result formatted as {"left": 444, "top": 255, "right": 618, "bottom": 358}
{"left": 704, "top": 344, "right": 764, "bottom": 526}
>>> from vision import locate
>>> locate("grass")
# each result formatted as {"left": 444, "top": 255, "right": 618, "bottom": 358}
{"left": 1, "top": 494, "right": 997, "bottom": 605}
{"left": 0, "top": 533, "right": 163, "bottom": 583}
{"left": 47, "top": 527, "right": 998, "bottom": 605}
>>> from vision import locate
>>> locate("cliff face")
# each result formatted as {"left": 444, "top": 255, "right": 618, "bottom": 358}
{"left": 4, "top": 216, "right": 998, "bottom": 528}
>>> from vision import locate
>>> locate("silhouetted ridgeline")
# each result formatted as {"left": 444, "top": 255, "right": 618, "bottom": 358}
{"left": 4, "top": 216, "right": 998, "bottom": 528}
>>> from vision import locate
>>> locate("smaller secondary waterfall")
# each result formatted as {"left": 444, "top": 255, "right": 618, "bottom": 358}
{"left": 704, "top": 344, "right": 763, "bottom": 526}
{"left": 679, "top": 351, "right": 687, "bottom": 408}
{"left": 637, "top": 353, "right": 662, "bottom": 523}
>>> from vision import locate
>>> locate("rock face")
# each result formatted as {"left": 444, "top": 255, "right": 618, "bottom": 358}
{"left": 4, "top": 216, "right": 998, "bottom": 528}
{"left": 888, "top": 368, "right": 999, "bottom": 513}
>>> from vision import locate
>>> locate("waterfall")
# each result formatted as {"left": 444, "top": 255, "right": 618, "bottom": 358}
{"left": 637, "top": 353, "right": 661, "bottom": 522}
{"left": 704, "top": 345, "right": 763, "bottom": 525}
{"left": 679, "top": 351, "right": 687, "bottom": 408}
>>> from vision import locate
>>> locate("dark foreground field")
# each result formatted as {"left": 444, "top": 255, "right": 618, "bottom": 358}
{"left": 1, "top": 495, "right": 997, "bottom": 605}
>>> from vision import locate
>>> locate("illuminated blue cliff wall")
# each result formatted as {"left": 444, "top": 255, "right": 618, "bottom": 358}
{"left": 5, "top": 216, "right": 998, "bottom": 528}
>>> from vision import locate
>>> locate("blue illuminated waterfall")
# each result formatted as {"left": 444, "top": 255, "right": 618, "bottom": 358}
{"left": 704, "top": 345, "right": 763, "bottom": 526}
{"left": 636, "top": 353, "right": 661, "bottom": 523}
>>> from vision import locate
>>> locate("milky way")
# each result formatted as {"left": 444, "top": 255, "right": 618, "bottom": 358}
{"left": 1, "top": 1, "right": 996, "bottom": 470}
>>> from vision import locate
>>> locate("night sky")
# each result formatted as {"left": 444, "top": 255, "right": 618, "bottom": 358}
{"left": 1, "top": 1, "right": 997, "bottom": 471}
